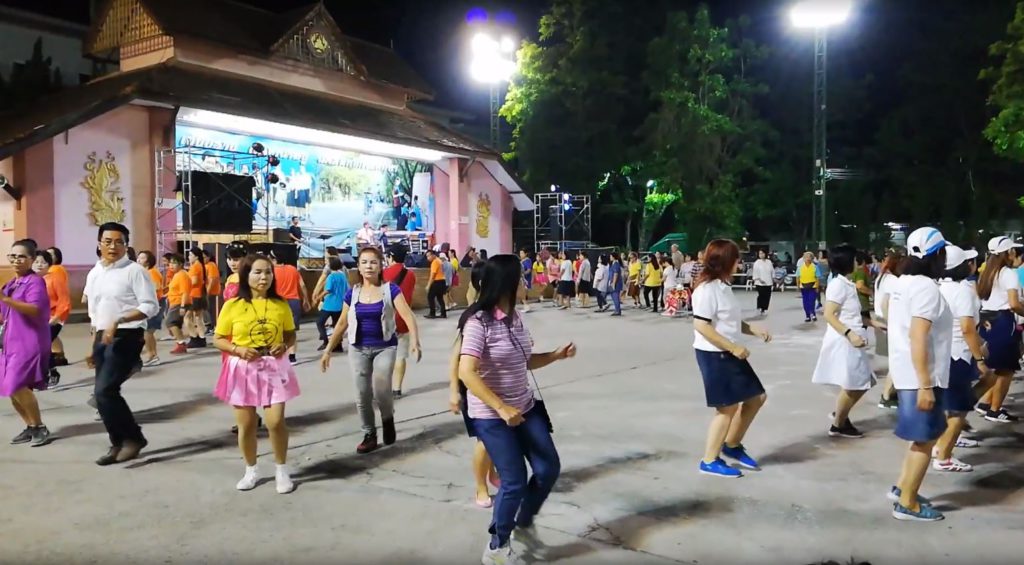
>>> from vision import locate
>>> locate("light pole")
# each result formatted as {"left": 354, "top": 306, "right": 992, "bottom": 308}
{"left": 469, "top": 32, "right": 517, "bottom": 150}
{"left": 790, "top": 0, "right": 852, "bottom": 250}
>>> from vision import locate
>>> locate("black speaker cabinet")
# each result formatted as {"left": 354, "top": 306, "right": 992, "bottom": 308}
{"left": 181, "top": 172, "right": 255, "bottom": 234}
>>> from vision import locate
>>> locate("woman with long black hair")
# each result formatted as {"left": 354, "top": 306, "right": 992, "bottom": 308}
{"left": 457, "top": 254, "right": 576, "bottom": 564}
{"left": 975, "top": 236, "right": 1024, "bottom": 423}
{"left": 885, "top": 227, "right": 952, "bottom": 521}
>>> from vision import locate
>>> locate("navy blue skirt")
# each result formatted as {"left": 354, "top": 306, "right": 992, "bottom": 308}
{"left": 979, "top": 310, "right": 1021, "bottom": 371}
{"left": 894, "top": 389, "right": 947, "bottom": 442}
{"left": 695, "top": 349, "right": 766, "bottom": 408}
{"left": 945, "top": 359, "right": 978, "bottom": 413}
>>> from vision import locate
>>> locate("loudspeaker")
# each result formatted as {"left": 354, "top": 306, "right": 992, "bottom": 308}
{"left": 181, "top": 172, "right": 255, "bottom": 233}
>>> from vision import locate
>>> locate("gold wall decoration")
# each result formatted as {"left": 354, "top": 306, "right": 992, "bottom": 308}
{"left": 475, "top": 193, "right": 491, "bottom": 238}
{"left": 82, "top": 151, "right": 126, "bottom": 226}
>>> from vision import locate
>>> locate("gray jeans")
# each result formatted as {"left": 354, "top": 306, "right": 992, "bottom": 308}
{"left": 348, "top": 345, "right": 397, "bottom": 436}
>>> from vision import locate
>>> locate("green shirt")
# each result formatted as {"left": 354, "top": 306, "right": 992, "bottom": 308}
{"left": 850, "top": 269, "right": 871, "bottom": 312}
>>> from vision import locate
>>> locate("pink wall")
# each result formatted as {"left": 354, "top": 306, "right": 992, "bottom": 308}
{"left": 431, "top": 160, "right": 515, "bottom": 255}
{"left": 466, "top": 161, "right": 512, "bottom": 255}
{"left": 433, "top": 166, "right": 450, "bottom": 245}
{"left": 52, "top": 105, "right": 154, "bottom": 267}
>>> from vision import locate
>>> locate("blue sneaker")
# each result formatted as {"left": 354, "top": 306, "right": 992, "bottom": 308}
{"left": 699, "top": 458, "right": 742, "bottom": 478}
{"left": 892, "top": 502, "right": 944, "bottom": 522}
{"left": 886, "top": 486, "right": 933, "bottom": 507}
{"left": 721, "top": 443, "right": 760, "bottom": 470}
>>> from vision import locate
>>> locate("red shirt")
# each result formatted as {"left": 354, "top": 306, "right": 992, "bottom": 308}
{"left": 383, "top": 263, "right": 416, "bottom": 334}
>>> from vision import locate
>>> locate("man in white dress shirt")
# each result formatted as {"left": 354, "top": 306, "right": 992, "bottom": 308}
{"left": 85, "top": 222, "right": 159, "bottom": 465}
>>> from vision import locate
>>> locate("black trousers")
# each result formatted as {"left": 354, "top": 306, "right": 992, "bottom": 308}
{"left": 93, "top": 329, "right": 145, "bottom": 447}
{"left": 317, "top": 309, "right": 341, "bottom": 342}
{"left": 643, "top": 285, "right": 662, "bottom": 312}
{"left": 428, "top": 280, "right": 448, "bottom": 317}
{"left": 756, "top": 285, "right": 772, "bottom": 312}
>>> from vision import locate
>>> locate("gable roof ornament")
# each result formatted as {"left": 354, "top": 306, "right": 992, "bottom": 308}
{"left": 271, "top": 2, "right": 367, "bottom": 78}
{"left": 87, "top": 0, "right": 167, "bottom": 55}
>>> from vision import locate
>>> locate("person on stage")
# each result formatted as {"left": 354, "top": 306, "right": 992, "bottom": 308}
{"left": 811, "top": 244, "right": 874, "bottom": 438}
{"left": 3, "top": 240, "right": 53, "bottom": 447}
{"left": 885, "top": 227, "right": 952, "bottom": 522}
{"left": 692, "top": 239, "right": 772, "bottom": 478}
{"left": 85, "top": 222, "right": 160, "bottom": 465}
{"left": 213, "top": 255, "right": 299, "bottom": 494}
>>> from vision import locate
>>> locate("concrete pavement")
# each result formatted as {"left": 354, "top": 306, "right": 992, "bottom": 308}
{"left": 2, "top": 291, "right": 1022, "bottom": 564}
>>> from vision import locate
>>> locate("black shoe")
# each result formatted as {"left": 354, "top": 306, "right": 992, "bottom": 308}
{"left": 47, "top": 368, "right": 61, "bottom": 387}
{"left": 828, "top": 421, "right": 864, "bottom": 438}
{"left": 187, "top": 337, "right": 203, "bottom": 349}
{"left": 288, "top": 354, "right": 297, "bottom": 363}
{"left": 317, "top": 341, "right": 328, "bottom": 352}
{"left": 115, "top": 438, "right": 148, "bottom": 463}
{"left": 393, "top": 389, "right": 402, "bottom": 398}
{"left": 382, "top": 418, "right": 396, "bottom": 445}
{"left": 53, "top": 355, "right": 69, "bottom": 367}
{"left": 10, "top": 427, "right": 33, "bottom": 445}
{"left": 356, "top": 434, "right": 379, "bottom": 454}
{"left": 29, "top": 425, "right": 52, "bottom": 447}
{"left": 440, "top": 314, "right": 448, "bottom": 319}
{"left": 985, "top": 409, "right": 1019, "bottom": 423}
{"left": 96, "top": 446, "right": 121, "bottom": 466}
{"left": 805, "top": 317, "right": 812, "bottom": 323}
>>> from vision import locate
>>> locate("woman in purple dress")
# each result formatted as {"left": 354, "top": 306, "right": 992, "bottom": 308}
{"left": 2, "top": 239, "right": 52, "bottom": 446}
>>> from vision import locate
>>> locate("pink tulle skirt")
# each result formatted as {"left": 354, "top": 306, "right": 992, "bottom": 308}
{"left": 214, "top": 355, "right": 300, "bottom": 407}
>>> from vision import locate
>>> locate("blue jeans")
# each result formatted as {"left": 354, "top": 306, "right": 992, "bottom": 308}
{"left": 474, "top": 406, "right": 561, "bottom": 547}
{"left": 800, "top": 287, "right": 816, "bottom": 319}
{"left": 610, "top": 288, "right": 622, "bottom": 314}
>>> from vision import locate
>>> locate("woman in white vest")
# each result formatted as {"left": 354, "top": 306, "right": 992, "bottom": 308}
{"left": 885, "top": 227, "right": 952, "bottom": 522}
{"left": 935, "top": 245, "right": 986, "bottom": 472}
{"left": 320, "top": 247, "right": 421, "bottom": 455}
{"left": 974, "top": 236, "right": 1024, "bottom": 423}
{"left": 811, "top": 244, "right": 874, "bottom": 438}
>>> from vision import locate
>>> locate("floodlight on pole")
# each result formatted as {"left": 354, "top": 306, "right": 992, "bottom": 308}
{"left": 789, "top": 0, "right": 852, "bottom": 250}
{"left": 469, "top": 29, "right": 517, "bottom": 150}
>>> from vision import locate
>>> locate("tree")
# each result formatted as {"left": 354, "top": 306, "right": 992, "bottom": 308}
{"left": 642, "top": 7, "right": 770, "bottom": 244}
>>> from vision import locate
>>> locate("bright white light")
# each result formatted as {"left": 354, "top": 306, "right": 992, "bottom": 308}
{"left": 550, "top": 184, "right": 557, "bottom": 192}
{"left": 789, "top": 0, "right": 852, "bottom": 29}
{"left": 469, "top": 30, "right": 517, "bottom": 83}
{"left": 177, "top": 108, "right": 448, "bottom": 163}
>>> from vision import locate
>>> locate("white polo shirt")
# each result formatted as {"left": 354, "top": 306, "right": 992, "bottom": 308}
{"left": 980, "top": 266, "right": 1019, "bottom": 311}
{"left": 874, "top": 272, "right": 899, "bottom": 318}
{"left": 825, "top": 275, "right": 862, "bottom": 331}
{"left": 692, "top": 279, "right": 741, "bottom": 352}
{"left": 939, "top": 279, "right": 980, "bottom": 362}
{"left": 886, "top": 275, "right": 953, "bottom": 389}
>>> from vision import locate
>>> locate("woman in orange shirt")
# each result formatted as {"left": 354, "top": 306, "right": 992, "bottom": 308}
{"left": 32, "top": 251, "right": 70, "bottom": 386}
{"left": 44, "top": 247, "right": 70, "bottom": 368}
{"left": 165, "top": 254, "right": 192, "bottom": 355}
{"left": 204, "top": 256, "right": 222, "bottom": 332}
{"left": 186, "top": 248, "right": 209, "bottom": 349}
{"left": 137, "top": 251, "right": 164, "bottom": 367}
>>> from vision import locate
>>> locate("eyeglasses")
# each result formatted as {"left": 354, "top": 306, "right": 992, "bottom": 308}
{"left": 99, "top": 239, "right": 126, "bottom": 248}
{"left": 6, "top": 254, "right": 29, "bottom": 262}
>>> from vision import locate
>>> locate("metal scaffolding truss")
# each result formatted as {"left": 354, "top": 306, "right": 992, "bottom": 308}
{"left": 532, "top": 192, "right": 592, "bottom": 252}
{"left": 154, "top": 146, "right": 274, "bottom": 255}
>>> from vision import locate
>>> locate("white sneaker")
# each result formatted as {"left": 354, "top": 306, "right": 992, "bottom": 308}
{"left": 932, "top": 457, "right": 973, "bottom": 472}
{"left": 481, "top": 542, "right": 523, "bottom": 565}
{"left": 275, "top": 464, "right": 295, "bottom": 494}
{"left": 143, "top": 356, "right": 161, "bottom": 367}
{"left": 955, "top": 435, "right": 980, "bottom": 448}
{"left": 236, "top": 465, "right": 259, "bottom": 491}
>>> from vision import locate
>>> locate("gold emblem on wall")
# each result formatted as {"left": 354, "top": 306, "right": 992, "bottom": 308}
{"left": 307, "top": 30, "right": 330, "bottom": 57}
{"left": 475, "top": 193, "right": 491, "bottom": 238}
{"left": 82, "top": 151, "right": 126, "bottom": 225}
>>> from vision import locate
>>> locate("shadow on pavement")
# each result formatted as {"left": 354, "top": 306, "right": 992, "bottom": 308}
{"left": 55, "top": 394, "right": 221, "bottom": 439}
{"left": 554, "top": 451, "right": 672, "bottom": 494}
{"left": 294, "top": 420, "right": 464, "bottom": 483}
{"left": 588, "top": 497, "right": 733, "bottom": 549}
{"left": 757, "top": 414, "right": 889, "bottom": 466}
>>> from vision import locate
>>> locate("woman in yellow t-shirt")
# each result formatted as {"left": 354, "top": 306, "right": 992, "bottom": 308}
{"left": 798, "top": 252, "right": 819, "bottom": 322}
{"left": 213, "top": 255, "right": 298, "bottom": 494}
{"left": 627, "top": 252, "right": 642, "bottom": 307}
{"left": 643, "top": 257, "right": 664, "bottom": 313}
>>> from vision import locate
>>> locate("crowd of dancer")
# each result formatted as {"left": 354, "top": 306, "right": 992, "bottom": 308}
{"left": 2, "top": 221, "right": 1022, "bottom": 564}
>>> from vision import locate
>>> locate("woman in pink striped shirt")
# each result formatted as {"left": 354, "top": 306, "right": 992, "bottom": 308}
{"left": 457, "top": 254, "right": 577, "bottom": 565}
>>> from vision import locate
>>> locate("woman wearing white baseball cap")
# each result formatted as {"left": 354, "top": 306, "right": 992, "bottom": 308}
{"left": 975, "top": 235, "right": 1024, "bottom": 423}
{"left": 811, "top": 244, "right": 874, "bottom": 439}
{"left": 935, "top": 246, "right": 987, "bottom": 473}
{"left": 885, "top": 227, "right": 952, "bottom": 522}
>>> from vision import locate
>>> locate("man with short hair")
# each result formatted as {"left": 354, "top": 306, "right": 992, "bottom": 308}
{"left": 271, "top": 252, "right": 310, "bottom": 363}
{"left": 288, "top": 216, "right": 304, "bottom": 250}
{"left": 85, "top": 222, "right": 159, "bottom": 465}
{"left": 671, "top": 243, "right": 684, "bottom": 271}
{"left": 426, "top": 249, "right": 447, "bottom": 319}
{"left": 384, "top": 245, "right": 417, "bottom": 396}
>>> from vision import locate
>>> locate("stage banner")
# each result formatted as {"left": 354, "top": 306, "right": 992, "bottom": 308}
{"left": 175, "top": 124, "right": 430, "bottom": 256}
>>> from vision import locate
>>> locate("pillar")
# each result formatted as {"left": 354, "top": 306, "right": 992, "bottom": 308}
{"left": 447, "top": 157, "right": 470, "bottom": 253}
